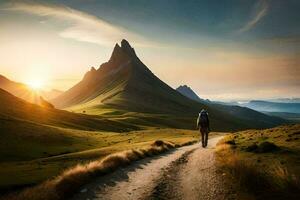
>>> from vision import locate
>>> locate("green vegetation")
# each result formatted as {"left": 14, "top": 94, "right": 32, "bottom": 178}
{"left": 216, "top": 124, "right": 300, "bottom": 199}
{"left": 0, "top": 127, "right": 200, "bottom": 191}
{"left": 67, "top": 105, "right": 201, "bottom": 130}
{"left": 0, "top": 88, "right": 199, "bottom": 192}
{"left": 3, "top": 140, "right": 195, "bottom": 200}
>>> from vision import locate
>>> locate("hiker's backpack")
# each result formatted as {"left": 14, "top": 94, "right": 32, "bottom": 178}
{"left": 199, "top": 111, "right": 209, "bottom": 127}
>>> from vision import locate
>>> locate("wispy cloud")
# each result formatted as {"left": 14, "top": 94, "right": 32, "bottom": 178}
{"left": 237, "top": 0, "right": 269, "bottom": 33}
{"left": 2, "top": 1, "right": 145, "bottom": 46}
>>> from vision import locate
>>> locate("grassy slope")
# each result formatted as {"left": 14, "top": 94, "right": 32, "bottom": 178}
{"left": 229, "top": 124, "right": 300, "bottom": 152}
{"left": 0, "top": 87, "right": 200, "bottom": 191}
{"left": 216, "top": 124, "right": 300, "bottom": 199}
{"left": 0, "top": 128, "right": 200, "bottom": 191}
{"left": 0, "top": 88, "right": 139, "bottom": 132}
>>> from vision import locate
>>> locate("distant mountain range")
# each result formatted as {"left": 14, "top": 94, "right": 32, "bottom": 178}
{"left": 242, "top": 100, "right": 300, "bottom": 114}
{"left": 0, "top": 74, "right": 62, "bottom": 105}
{"left": 210, "top": 99, "right": 300, "bottom": 115}
{"left": 174, "top": 85, "right": 300, "bottom": 115}
{"left": 51, "top": 39, "right": 285, "bottom": 131}
{"left": 267, "top": 98, "right": 300, "bottom": 103}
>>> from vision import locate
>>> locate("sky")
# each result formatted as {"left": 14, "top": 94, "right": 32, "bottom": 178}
{"left": 0, "top": 0, "right": 299, "bottom": 101}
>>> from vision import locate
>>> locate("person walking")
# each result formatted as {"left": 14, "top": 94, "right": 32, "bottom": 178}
{"left": 197, "top": 109, "right": 210, "bottom": 147}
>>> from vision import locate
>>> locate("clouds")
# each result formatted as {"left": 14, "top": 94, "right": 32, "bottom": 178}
{"left": 237, "top": 0, "right": 269, "bottom": 33}
{"left": 2, "top": 1, "right": 142, "bottom": 46}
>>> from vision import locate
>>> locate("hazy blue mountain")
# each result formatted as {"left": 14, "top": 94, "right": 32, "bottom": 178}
{"left": 266, "top": 98, "right": 300, "bottom": 103}
{"left": 242, "top": 100, "right": 300, "bottom": 114}
{"left": 211, "top": 100, "right": 240, "bottom": 106}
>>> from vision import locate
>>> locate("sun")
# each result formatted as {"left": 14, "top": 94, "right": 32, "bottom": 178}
{"left": 27, "top": 79, "right": 44, "bottom": 90}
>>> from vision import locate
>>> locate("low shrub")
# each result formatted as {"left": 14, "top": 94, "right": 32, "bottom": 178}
{"left": 256, "top": 141, "right": 279, "bottom": 153}
{"left": 245, "top": 143, "right": 258, "bottom": 152}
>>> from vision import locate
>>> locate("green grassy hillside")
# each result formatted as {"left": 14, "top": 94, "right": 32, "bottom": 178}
{"left": 0, "top": 88, "right": 202, "bottom": 191}
{"left": 0, "top": 88, "right": 138, "bottom": 132}
{"left": 0, "top": 125, "right": 201, "bottom": 191}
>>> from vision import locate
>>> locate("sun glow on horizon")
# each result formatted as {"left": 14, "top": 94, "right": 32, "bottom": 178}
{"left": 23, "top": 64, "right": 52, "bottom": 91}
{"left": 26, "top": 79, "right": 44, "bottom": 90}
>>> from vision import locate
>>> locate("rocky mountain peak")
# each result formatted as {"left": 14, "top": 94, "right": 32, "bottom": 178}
{"left": 121, "top": 39, "right": 136, "bottom": 56}
{"left": 109, "top": 39, "right": 137, "bottom": 63}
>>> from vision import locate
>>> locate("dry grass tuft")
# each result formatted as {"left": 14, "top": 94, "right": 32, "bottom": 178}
{"left": 217, "top": 135, "right": 235, "bottom": 146}
{"left": 1, "top": 140, "right": 182, "bottom": 200}
{"left": 152, "top": 140, "right": 175, "bottom": 149}
{"left": 218, "top": 152, "right": 271, "bottom": 193}
{"left": 271, "top": 164, "right": 300, "bottom": 193}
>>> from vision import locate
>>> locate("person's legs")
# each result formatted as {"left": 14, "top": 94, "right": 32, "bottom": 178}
{"left": 205, "top": 130, "right": 209, "bottom": 147}
{"left": 203, "top": 130, "right": 207, "bottom": 147}
{"left": 200, "top": 128, "right": 205, "bottom": 147}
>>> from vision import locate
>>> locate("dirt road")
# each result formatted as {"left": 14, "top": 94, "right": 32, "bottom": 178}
{"left": 72, "top": 136, "right": 236, "bottom": 200}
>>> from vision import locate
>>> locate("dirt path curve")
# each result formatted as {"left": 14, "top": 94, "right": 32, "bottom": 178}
{"left": 147, "top": 137, "right": 237, "bottom": 200}
{"left": 72, "top": 136, "right": 236, "bottom": 200}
